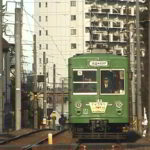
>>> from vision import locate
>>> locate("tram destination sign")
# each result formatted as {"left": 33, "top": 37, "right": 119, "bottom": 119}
{"left": 89, "top": 60, "right": 108, "bottom": 67}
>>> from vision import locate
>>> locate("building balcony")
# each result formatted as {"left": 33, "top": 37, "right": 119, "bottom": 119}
{"left": 86, "top": 40, "right": 127, "bottom": 47}
{"left": 86, "top": 26, "right": 126, "bottom": 33}
{"left": 85, "top": 0, "right": 138, "bottom": 6}
{"left": 85, "top": 11, "right": 136, "bottom": 20}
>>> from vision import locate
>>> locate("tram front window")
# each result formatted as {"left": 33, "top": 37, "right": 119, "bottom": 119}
{"left": 73, "top": 70, "right": 97, "bottom": 94}
{"left": 101, "top": 70, "right": 125, "bottom": 94}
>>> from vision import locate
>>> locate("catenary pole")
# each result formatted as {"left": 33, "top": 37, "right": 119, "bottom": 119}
{"left": 43, "top": 52, "right": 47, "bottom": 118}
{"left": 15, "top": 8, "right": 22, "bottom": 130}
{"left": 61, "top": 80, "right": 64, "bottom": 115}
{"left": 0, "top": 0, "right": 3, "bottom": 133}
{"left": 20, "top": 0, "right": 24, "bottom": 83}
{"left": 53, "top": 64, "right": 56, "bottom": 111}
{"left": 147, "top": 0, "right": 150, "bottom": 137}
{"left": 129, "top": 23, "right": 136, "bottom": 126}
{"left": 136, "top": 0, "right": 142, "bottom": 134}
{"left": 52, "top": 64, "right": 56, "bottom": 129}
{"left": 33, "top": 35, "right": 38, "bottom": 129}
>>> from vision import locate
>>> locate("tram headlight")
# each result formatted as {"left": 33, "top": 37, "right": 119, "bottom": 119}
{"left": 115, "top": 101, "right": 123, "bottom": 109}
{"left": 115, "top": 101, "right": 123, "bottom": 115}
{"left": 74, "top": 102, "right": 82, "bottom": 115}
{"left": 75, "top": 101, "right": 82, "bottom": 109}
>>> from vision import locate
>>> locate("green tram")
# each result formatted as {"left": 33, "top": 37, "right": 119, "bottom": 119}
{"left": 68, "top": 53, "right": 129, "bottom": 139}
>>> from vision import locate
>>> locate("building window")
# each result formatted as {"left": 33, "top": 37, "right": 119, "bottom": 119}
{"left": 46, "top": 58, "right": 48, "bottom": 63}
{"left": 39, "top": 30, "right": 41, "bottom": 36}
{"left": 91, "top": 21, "right": 99, "bottom": 26}
{"left": 71, "top": 15, "right": 76, "bottom": 21}
{"left": 113, "top": 8, "right": 120, "bottom": 14}
{"left": 85, "top": 28, "right": 89, "bottom": 33}
{"left": 85, "top": 13, "right": 89, "bottom": 19}
{"left": 39, "top": 58, "right": 42, "bottom": 64}
{"left": 71, "top": 29, "right": 76, "bottom": 35}
{"left": 46, "top": 30, "right": 48, "bottom": 36}
{"left": 101, "top": 8, "right": 109, "bottom": 13}
{"left": 113, "top": 22, "right": 120, "bottom": 28}
{"left": 46, "top": 44, "right": 48, "bottom": 50}
{"left": 102, "top": 34, "right": 109, "bottom": 41}
{"left": 123, "top": 8, "right": 132, "bottom": 15}
{"left": 71, "top": 43, "right": 76, "bottom": 49}
{"left": 39, "top": 16, "right": 41, "bottom": 22}
{"left": 70, "top": 1, "right": 76, "bottom": 7}
{"left": 93, "top": 34, "right": 99, "bottom": 40}
{"left": 46, "top": 16, "right": 48, "bottom": 22}
{"left": 39, "top": 2, "right": 41, "bottom": 8}
{"left": 113, "top": 35, "right": 120, "bottom": 42}
{"left": 45, "top": 2, "right": 48, "bottom": 7}
{"left": 39, "top": 44, "right": 42, "bottom": 50}
{"left": 102, "top": 21, "right": 109, "bottom": 27}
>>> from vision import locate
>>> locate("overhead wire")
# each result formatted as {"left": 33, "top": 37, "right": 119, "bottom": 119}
{"left": 23, "top": 7, "right": 68, "bottom": 66}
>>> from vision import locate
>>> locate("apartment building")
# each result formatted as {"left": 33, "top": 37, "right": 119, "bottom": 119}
{"left": 34, "top": 0, "right": 143, "bottom": 86}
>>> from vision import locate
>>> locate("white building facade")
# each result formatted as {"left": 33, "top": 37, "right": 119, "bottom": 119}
{"left": 34, "top": 0, "right": 86, "bottom": 87}
{"left": 34, "top": 0, "right": 144, "bottom": 85}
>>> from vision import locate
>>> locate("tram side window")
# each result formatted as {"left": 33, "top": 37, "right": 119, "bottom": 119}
{"left": 101, "top": 70, "right": 125, "bottom": 94}
{"left": 73, "top": 70, "right": 97, "bottom": 93}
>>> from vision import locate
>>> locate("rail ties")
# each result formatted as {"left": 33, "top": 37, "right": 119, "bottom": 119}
{"left": 0, "top": 128, "right": 55, "bottom": 145}
{"left": 22, "top": 129, "right": 69, "bottom": 150}
{"left": 1, "top": 143, "right": 150, "bottom": 150}
{"left": 73, "top": 143, "right": 150, "bottom": 150}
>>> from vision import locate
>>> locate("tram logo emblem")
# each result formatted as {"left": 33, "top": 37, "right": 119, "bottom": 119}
{"left": 86, "top": 99, "right": 108, "bottom": 113}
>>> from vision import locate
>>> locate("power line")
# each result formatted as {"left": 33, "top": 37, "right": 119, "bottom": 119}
{"left": 23, "top": 8, "right": 68, "bottom": 65}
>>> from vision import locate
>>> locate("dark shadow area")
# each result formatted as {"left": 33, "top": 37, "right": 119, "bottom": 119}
{"left": 76, "top": 131, "right": 142, "bottom": 144}
{"left": 77, "top": 139, "right": 124, "bottom": 144}
{"left": 126, "top": 130, "right": 142, "bottom": 142}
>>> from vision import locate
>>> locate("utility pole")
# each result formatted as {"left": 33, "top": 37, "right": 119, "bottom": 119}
{"left": 43, "top": 52, "right": 47, "bottom": 118}
{"left": 61, "top": 80, "right": 64, "bottom": 115}
{"left": 136, "top": 0, "right": 142, "bottom": 134}
{"left": 147, "top": 0, "right": 150, "bottom": 137}
{"left": 15, "top": 8, "right": 22, "bottom": 130}
{"left": 53, "top": 64, "right": 56, "bottom": 111}
{"left": 0, "top": 0, "right": 3, "bottom": 133}
{"left": 33, "top": 34, "right": 38, "bottom": 129}
{"left": 89, "top": 8, "right": 93, "bottom": 53}
{"left": 129, "top": 23, "right": 136, "bottom": 127}
{"left": 52, "top": 64, "right": 56, "bottom": 129}
{"left": 20, "top": 0, "right": 24, "bottom": 82}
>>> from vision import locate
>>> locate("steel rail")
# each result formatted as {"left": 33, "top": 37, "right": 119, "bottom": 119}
{"left": 0, "top": 128, "right": 54, "bottom": 145}
{"left": 22, "top": 129, "right": 69, "bottom": 150}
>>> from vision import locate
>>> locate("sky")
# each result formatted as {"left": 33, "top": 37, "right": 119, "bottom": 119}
{"left": 3, "top": 0, "right": 34, "bottom": 71}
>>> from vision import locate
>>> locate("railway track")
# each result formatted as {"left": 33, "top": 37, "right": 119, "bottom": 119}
{"left": 74, "top": 143, "right": 150, "bottom": 150}
{"left": 0, "top": 129, "right": 54, "bottom": 145}
{"left": 23, "top": 129, "right": 69, "bottom": 150}
{"left": 0, "top": 129, "right": 70, "bottom": 150}
{"left": 1, "top": 129, "right": 150, "bottom": 150}
{"left": 0, "top": 129, "right": 56, "bottom": 149}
